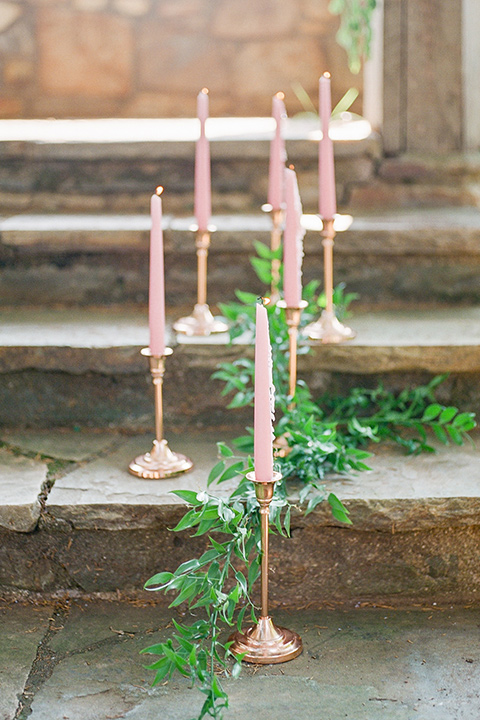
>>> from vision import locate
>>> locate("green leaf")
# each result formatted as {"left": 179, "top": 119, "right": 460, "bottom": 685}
{"left": 208, "top": 460, "right": 225, "bottom": 486}
{"left": 250, "top": 256, "right": 272, "bottom": 284}
{"left": 328, "top": 493, "right": 352, "bottom": 525}
{"left": 248, "top": 559, "right": 260, "bottom": 590}
{"left": 171, "top": 508, "right": 200, "bottom": 533}
{"left": 212, "top": 675, "right": 226, "bottom": 700}
{"left": 235, "top": 571, "right": 247, "bottom": 596}
{"left": 152, "top": 662, "right": 172, "bottom": 684}
{"left": 283, "top": 506, "right": 291, "bottom": 536}
{"left": 236, "top": 605, "right": 248, "bottom": 632}
{"left": 174, "top": 558, "right": 201, "bottom": 576}
{"left": 217, "top": 442, "right": 234, "bottom": 458}
{"left": 439, "top": 406, "right": 458, "bottom": 423}
{"left": 447, "top": 426, "right": 464, "bottom": 445}
{"left": 422, "top": 404, "right": 443, "bottom": 421}
{"left": 169, "top": 579, "right": 199, "bottom": 608}
{"left": 171, "top": 490, "right": 202, "bottom": 506}
{"left": 453, "top": 412, "right": 476, "bottom": 430}
{"left": 432, "top": 423, "right": 448, "bottom": 444}
{"left": 144, "top": 571, "right": 174, "bottom": 590}
{"left": 231, "top": 660, "right": 242, "bottom": 679}
{"left": 218, "top": 460, "right": 246, "bottom": 483}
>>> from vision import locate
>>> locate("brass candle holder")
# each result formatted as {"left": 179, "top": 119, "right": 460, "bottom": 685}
{"left": 262, "top": 204, "right": 284, "bottom": 302}
{"left": 173, "top": 227, "right": 229, "bottom": 336}
{"left": 128, "top": 347, "right": 193, "bottom": 479}
{"left": 277, "top": 299, "right": 308, "bottom": 406}
{"left": 306, "top": 218, "right": 355, "bottom": 343}
{"left": 228, "top": 471, "right": 302, "bottom": 664}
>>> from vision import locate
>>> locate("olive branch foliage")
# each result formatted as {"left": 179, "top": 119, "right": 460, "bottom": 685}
{"left": 141, "top": 243, "right": 476, "bottom": 720}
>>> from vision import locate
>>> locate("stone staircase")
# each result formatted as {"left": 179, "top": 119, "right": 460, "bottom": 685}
{"left": 1, "top": 119, "right": 480, "bottom": 604}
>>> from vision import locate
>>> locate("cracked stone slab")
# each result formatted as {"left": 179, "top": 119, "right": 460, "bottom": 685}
{"left": 0, "top": 449, "right": 47, "bottom": 532}
{"left": 0, "top": 602, "right": 53, "bottom": 720}
{"left": 24, "top": 602, "right": 480, "bottom": 720}
{"left": 45, "top": 432, "right": 238, "bottom": 529}
{"left": 1, "top": 429, "right": 120, "bottom": 463}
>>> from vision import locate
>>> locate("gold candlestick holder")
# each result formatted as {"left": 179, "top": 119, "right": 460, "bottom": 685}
{"left": 305, "top": 218, "right": 355, "bottom": 343}
{"left": 262, "top": 204, "right": 284, "bottom": 302}
{"left": 228, "top": 471, "right": 302, "bottom": 664}
{"left": 277, "top": 299, "right": 308, "bottom": 405}
{"left": 128, "top": 347, "right": 193, "bottom": 479}
{"left": 173, "top": 227, "right": 229, "bottom": 336}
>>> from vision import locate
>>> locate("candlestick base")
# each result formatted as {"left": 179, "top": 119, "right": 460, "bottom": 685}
{"left": 229, "top": 616, "right": 302, "bottom": 664}
{"left": 173, "top": 303, "right": 229, "bottom": 337}
{"left": 305, "top": 309, "right": 356, "bottom": 344}
{"left": 128, "top": 439, "right": 193, "bottom": 479}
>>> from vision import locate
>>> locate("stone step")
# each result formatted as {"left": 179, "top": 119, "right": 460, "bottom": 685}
{"left": 1, "top": 426, "right": 480, "bottom": 603}
{"left": 351, "top": 153, "right": 480, "bottom": 210}
{"left": 0, "top": 306, "right": 479, "bottom": 430}
{"left": 0, "top": 118, "right": 379, "bottom": 215}
{"left": 2, "top": 207, "right": 480, "bottom": 306}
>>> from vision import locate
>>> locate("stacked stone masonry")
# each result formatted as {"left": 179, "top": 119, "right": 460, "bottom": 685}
{"left": 0, "top": 0, "right": 361, "bottom": 118}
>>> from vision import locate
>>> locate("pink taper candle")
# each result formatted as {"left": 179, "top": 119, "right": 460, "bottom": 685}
{"left": 319, "top": 73, "right": 337, "bottom": 220}
{"left": 195, "top": 88, "right": 212, "bottom": 232}
{"left": 254, "top": 302, "right": 275, "bottom": 482}
{"left": 267, "top": 92, "right": 287, "bottom": 211}
{"left": 283, "top": 166, "right": 305, "bottom": 307}
{"left": 149, "top": 187, "right": 166, "bottom": 357}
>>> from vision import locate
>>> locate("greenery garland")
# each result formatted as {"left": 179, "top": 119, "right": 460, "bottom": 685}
{"left": 141, "top": 246, "right": 476, "bottom": 720}
{"left": 329, "top": 0, "right": 378, "bottom": 74}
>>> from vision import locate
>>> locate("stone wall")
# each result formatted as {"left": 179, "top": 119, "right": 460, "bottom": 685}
{"left": 0, "top": 0, "right": 361, "bottom": 119}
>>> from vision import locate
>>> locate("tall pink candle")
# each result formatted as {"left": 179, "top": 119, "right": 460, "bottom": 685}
{"left": 194, "top": 88, "right": 211, "bottom": 232}
{"left": 254, "top": 302, "right": 275, "bottom": 482}
{"left": 319, "top": 73, "right": 337, "bottom": 220}
{"left": 267, "top": 92, "right": 287, "bottom": 211}
{"left": 149, "top": 188, "right": 166, "bottom": 357}
{"left": 283, "top": 167, "right": 305, "bottom": 307}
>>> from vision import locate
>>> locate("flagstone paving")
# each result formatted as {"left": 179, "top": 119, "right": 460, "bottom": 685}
{"left": 1, "top": 598, "right": 479, "bottom": 720}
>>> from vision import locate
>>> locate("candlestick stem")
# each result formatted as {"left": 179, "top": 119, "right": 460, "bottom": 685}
{"left": 277, "top": 300, "right": 308, "bottom": 406}
{"left": 173, "top": 228, "right": 229, "bottom": 336}
{"left": 260, "top": 494, "right": 270, "bottom": 617}
{"left": 323, "top": 219, "right": 335, "bottom": 315}
{"left": 287, "top": 324, "right": 297, "bottom": 401}
{"left": 151, "top": 353, "right": 166, "bottom": 444}
{"left": 228, "top": 471, "right": 302, "bottom": 664}
{"left": 128, "top": 348, "right": 193, "bottom": 479}
{"left": 270, "top": 209, "right": 283, "bottom": 300}
{"left": 305, "top": 219, "right": 356, "bottom": 344}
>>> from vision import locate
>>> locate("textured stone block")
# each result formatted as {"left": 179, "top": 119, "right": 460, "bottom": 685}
{"left": 213, "top": 0, "right": 296, "bottom": 38}
{"left": 38, "top": 7, "right": 133, "bottom": 97}
{"left": 0, "top": 2, "right": 22, "bottom": 33}
{"left": 138, "top": 27, "right": 232, "bottom": 94}
{"left": 232, "top": 37, "right": 326, "bottom": 102}
{"left": 113, "top": 0, "right": 150, "bottom": 16}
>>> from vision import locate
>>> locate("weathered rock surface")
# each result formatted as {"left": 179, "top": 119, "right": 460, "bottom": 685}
{"left": 0, "top": 449, "right": 46, "bottom": 532}
{"left": 0, "top": 603, "right": 52, "bottom": 720}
